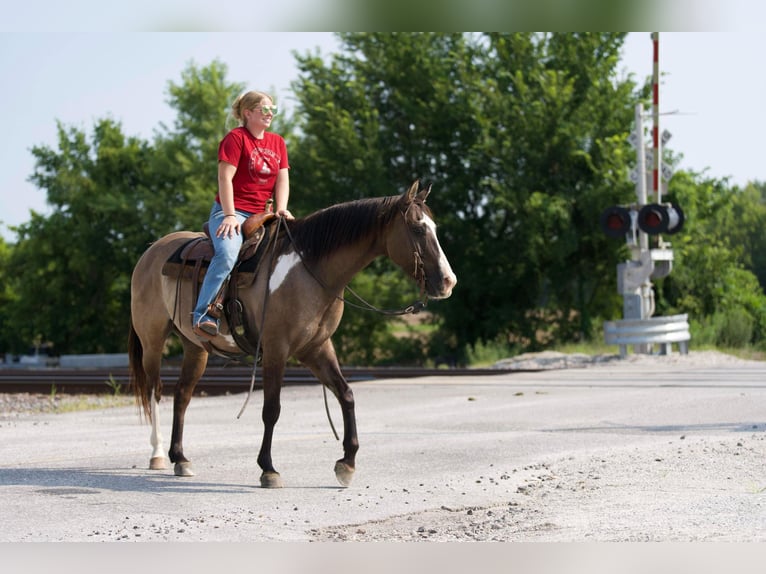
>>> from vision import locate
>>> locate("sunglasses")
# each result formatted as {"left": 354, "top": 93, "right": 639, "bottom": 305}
{"left": 258, "top": 105, "right": 278, "bottom": 115}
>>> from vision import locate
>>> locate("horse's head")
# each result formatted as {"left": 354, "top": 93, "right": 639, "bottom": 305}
{"left": 388, "top": 180, "right": 457, "bottom": 300}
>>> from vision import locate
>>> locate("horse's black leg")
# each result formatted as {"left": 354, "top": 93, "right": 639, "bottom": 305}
{"left": 168, "top": 342, "right": 208, "bottom": 477}
{"left": 302, "top": 341, "right": 358, "bottom": 486}
{"left": 257, "top": 362, "right": 285, "bottom": 488}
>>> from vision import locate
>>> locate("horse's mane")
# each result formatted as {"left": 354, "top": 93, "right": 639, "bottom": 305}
{"left": 284, "top": 196, "right": 401, "bottom": 263}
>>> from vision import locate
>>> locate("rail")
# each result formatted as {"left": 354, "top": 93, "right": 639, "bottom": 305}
{"left": 0, "top": 365, "right": 523, "bottom": 395}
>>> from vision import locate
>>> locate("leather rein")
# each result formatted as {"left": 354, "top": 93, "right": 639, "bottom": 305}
{"left": 236, "top": 206, "right": 428, "bottom": 431}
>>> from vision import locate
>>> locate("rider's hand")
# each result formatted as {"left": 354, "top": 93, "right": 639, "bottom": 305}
{"left": 216, "top": 215, "right": 241, "bottom": 238}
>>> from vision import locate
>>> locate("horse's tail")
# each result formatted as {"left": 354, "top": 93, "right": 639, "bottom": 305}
{"left": 128, "top": 322, "right": 152, "bottom": 421}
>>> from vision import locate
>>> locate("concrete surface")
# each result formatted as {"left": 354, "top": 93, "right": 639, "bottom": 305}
{"left": 1, "top": 355, "right": 765, "bottom": 542}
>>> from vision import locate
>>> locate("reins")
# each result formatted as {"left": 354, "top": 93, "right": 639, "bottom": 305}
{"left": 235, "top": 205, "right": 428, "bottom": 440}
{"left": 278, "top": 209, "right": 427, "bottom": 441}
{"left": 236, "top": 216, "right": 284, "bottom": 420}
{"left": 233, "top": 216, "right": 340, "bottom": 440}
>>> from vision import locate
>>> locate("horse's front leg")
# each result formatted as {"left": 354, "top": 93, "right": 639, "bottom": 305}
{"left": 257, "top": 362, "right": 285, "bottom": 488}
{"left": 331, "top": 379, "right": 358, "bottom": 487}
{"left": 303, "top": 341, "right": 359, "bottom": 487}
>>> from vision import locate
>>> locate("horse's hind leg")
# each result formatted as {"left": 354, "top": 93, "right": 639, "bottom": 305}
{"left": 149, "top": 394, "right": 167, "bottom": 470}
{"left": 168, "top": 339, "right": 208, "bottom": 477}
{"left": 139, "top": 330, "right": 169, "bottom": 471}
{"left": 301, "top": 340, "right": 359, "bottom": 487}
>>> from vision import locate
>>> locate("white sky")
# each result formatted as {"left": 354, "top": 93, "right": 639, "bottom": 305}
{"left": 1, "top": 31, "right": 765, "bottom": 241}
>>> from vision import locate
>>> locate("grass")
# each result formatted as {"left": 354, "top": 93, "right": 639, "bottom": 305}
{"left": 48, "top": 376, "right": 133, "bottom": 413}
{"left": 545, "top": 341, "right": 620, "bottom": 357}
{"left": 48, "top": 375, "right": 133, "bottom": 413}
{"left": 49, "top": 394, "right": 134, "bottom": 414}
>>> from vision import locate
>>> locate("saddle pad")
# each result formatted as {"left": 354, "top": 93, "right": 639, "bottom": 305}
{"left": 161, "top": 237, "right": 212, "bottom": 281}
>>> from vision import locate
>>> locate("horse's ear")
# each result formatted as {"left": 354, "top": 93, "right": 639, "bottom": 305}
{"left": 405, "top": 180, "right": 420, "bottom": 202}
{"left": 417, "top": 182, "right": 432, "bottom": 203}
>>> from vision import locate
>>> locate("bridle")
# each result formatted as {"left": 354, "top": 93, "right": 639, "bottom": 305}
{"left": 400, "top": 200, "right": 428, "bottom": 299}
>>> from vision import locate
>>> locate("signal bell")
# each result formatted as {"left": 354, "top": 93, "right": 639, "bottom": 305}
{"left": 637, "top": 203, "right": 685, "bottom": 235}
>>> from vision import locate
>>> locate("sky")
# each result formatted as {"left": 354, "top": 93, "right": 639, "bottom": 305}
{"left": 2, "top": 31, "right": 765, "bottom": 242}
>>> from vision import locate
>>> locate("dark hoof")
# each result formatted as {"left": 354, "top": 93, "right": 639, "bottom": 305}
{"left": 334, "top": 461, "right": 355, "bottom": 487}
{"left": 260, "top": 471, "right": 283, "bottom": 488}
{"left": 174, "top": 461, "right": 195, "bottom": 477}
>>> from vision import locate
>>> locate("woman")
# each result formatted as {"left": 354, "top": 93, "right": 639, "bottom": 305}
{"left": 192, "top": 90, "right": 293, "bottom": 340}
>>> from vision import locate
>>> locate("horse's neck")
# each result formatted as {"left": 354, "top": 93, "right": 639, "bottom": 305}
{"left": 308, "top": 237, "right": 384, "bottom": 291}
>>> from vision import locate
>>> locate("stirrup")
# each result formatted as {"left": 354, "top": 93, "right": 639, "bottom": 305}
{"left": 193, "top": 318, "right": 218, "bottom": 340}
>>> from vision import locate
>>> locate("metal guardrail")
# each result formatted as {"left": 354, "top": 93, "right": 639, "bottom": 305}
{"left": 604, "top": 313, "right": 690, "bottom": 357}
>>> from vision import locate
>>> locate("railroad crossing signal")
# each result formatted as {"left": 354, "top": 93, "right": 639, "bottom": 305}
{"left": 599, "top": 206, "right": 633, "bottom": 239}
{"left": 600, "top": 203, "right": 684, "bottom": 239}
{"left": 637, "top": 203, "right": 684, "bottom": 235}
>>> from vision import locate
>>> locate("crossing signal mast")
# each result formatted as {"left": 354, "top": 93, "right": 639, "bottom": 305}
{"left": 600, "top": 33, "right": 690, "bottom": 356}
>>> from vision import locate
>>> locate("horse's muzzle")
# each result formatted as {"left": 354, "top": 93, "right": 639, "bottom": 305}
{"left": 427, "top": 268, "right": 457, "bottom": 300}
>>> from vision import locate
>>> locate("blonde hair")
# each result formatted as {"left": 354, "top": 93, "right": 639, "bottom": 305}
{"left": 231, "top": 90, "right": 273, "bottom": 125}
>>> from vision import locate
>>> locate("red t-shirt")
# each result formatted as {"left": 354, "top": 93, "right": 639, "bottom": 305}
{"left": 216, "top": 127, "right": 290, "bottom": 214}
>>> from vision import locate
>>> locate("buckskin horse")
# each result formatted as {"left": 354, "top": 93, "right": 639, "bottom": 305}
{"left": 128, "top": 180, "right": 457, "bottom": 487}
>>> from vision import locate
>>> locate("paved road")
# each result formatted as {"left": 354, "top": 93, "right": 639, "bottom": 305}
{"left": 1, "top": 355, "right": 765, "bottom": 542}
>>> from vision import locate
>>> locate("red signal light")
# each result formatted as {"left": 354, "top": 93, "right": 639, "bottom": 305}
{"left": 638, "top": 203, "right": 685, "bottom": 235}
{"left": 599, "top": 206, "right": 632, "bottom": 239}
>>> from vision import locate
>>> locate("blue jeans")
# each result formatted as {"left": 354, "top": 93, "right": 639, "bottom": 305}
{"left": 193, "top": 203, "right": 252, "bottom": 325}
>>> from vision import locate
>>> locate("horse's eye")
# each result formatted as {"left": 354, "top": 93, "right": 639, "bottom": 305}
{"left": 412, "top": 224, "right": 427, "bottom": 236}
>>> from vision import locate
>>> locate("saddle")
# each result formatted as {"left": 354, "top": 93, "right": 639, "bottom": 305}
{"left": 161, "top": 212, "right": 278, "bottom": 357}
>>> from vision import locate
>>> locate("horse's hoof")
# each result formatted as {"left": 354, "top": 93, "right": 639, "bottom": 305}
{"left": 149, "top": 457, "right": 168, "bottom": 470}
{"left": 334, "top": 461, "right": 355, "bottom": 487}
{"left": 174, "top": 462, "right": 195, "bottom": 477}
{"left": 260, "top": 471, "right": 283, "bottom": 488}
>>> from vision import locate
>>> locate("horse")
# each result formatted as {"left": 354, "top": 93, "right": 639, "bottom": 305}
{"left": 128, "top": 180, "right": 457, "bottom": 488}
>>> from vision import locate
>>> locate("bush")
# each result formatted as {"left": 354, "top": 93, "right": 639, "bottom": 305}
{"left": 714, "top": 308, "right": 754, "bottom": 348}
{"left": 689, "top": 317, "right": 717, "bottom": 348}
{"left": 692, "top": 308, "right": 754, "bottom": 349}
{"left": 466, "top": 337, "right": 517, "bottom": 367}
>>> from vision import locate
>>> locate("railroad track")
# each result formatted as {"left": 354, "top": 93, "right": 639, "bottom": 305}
{"left": 0, "top": 365, "right": 520, "bottom": 395}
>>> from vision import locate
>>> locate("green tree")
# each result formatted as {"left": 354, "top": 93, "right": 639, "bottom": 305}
{"left": 7, "top": 119, "right": 158, "bottom": 352}
{"left": 5, "top": 60, "right": 246, "bottom": 354}
{"left": 153, "top": 59, "right": 246, "bottom": 229}
{"left": 450, "top": 33, "right": 642, "bottom": 351}
{"left": 290, "top": 33, "right": 484, "bottom": 363}
{"left": 0, "top": 236, "right": 19, "bottom": 355}
{"left": 730, "top": 180, "right": 766, "bottom": 291}
{"left": 290, "top": 32, "right": 645, "bottom": 359}
{"left": 655, "top": 171, "right": 766, "bottom": 347}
